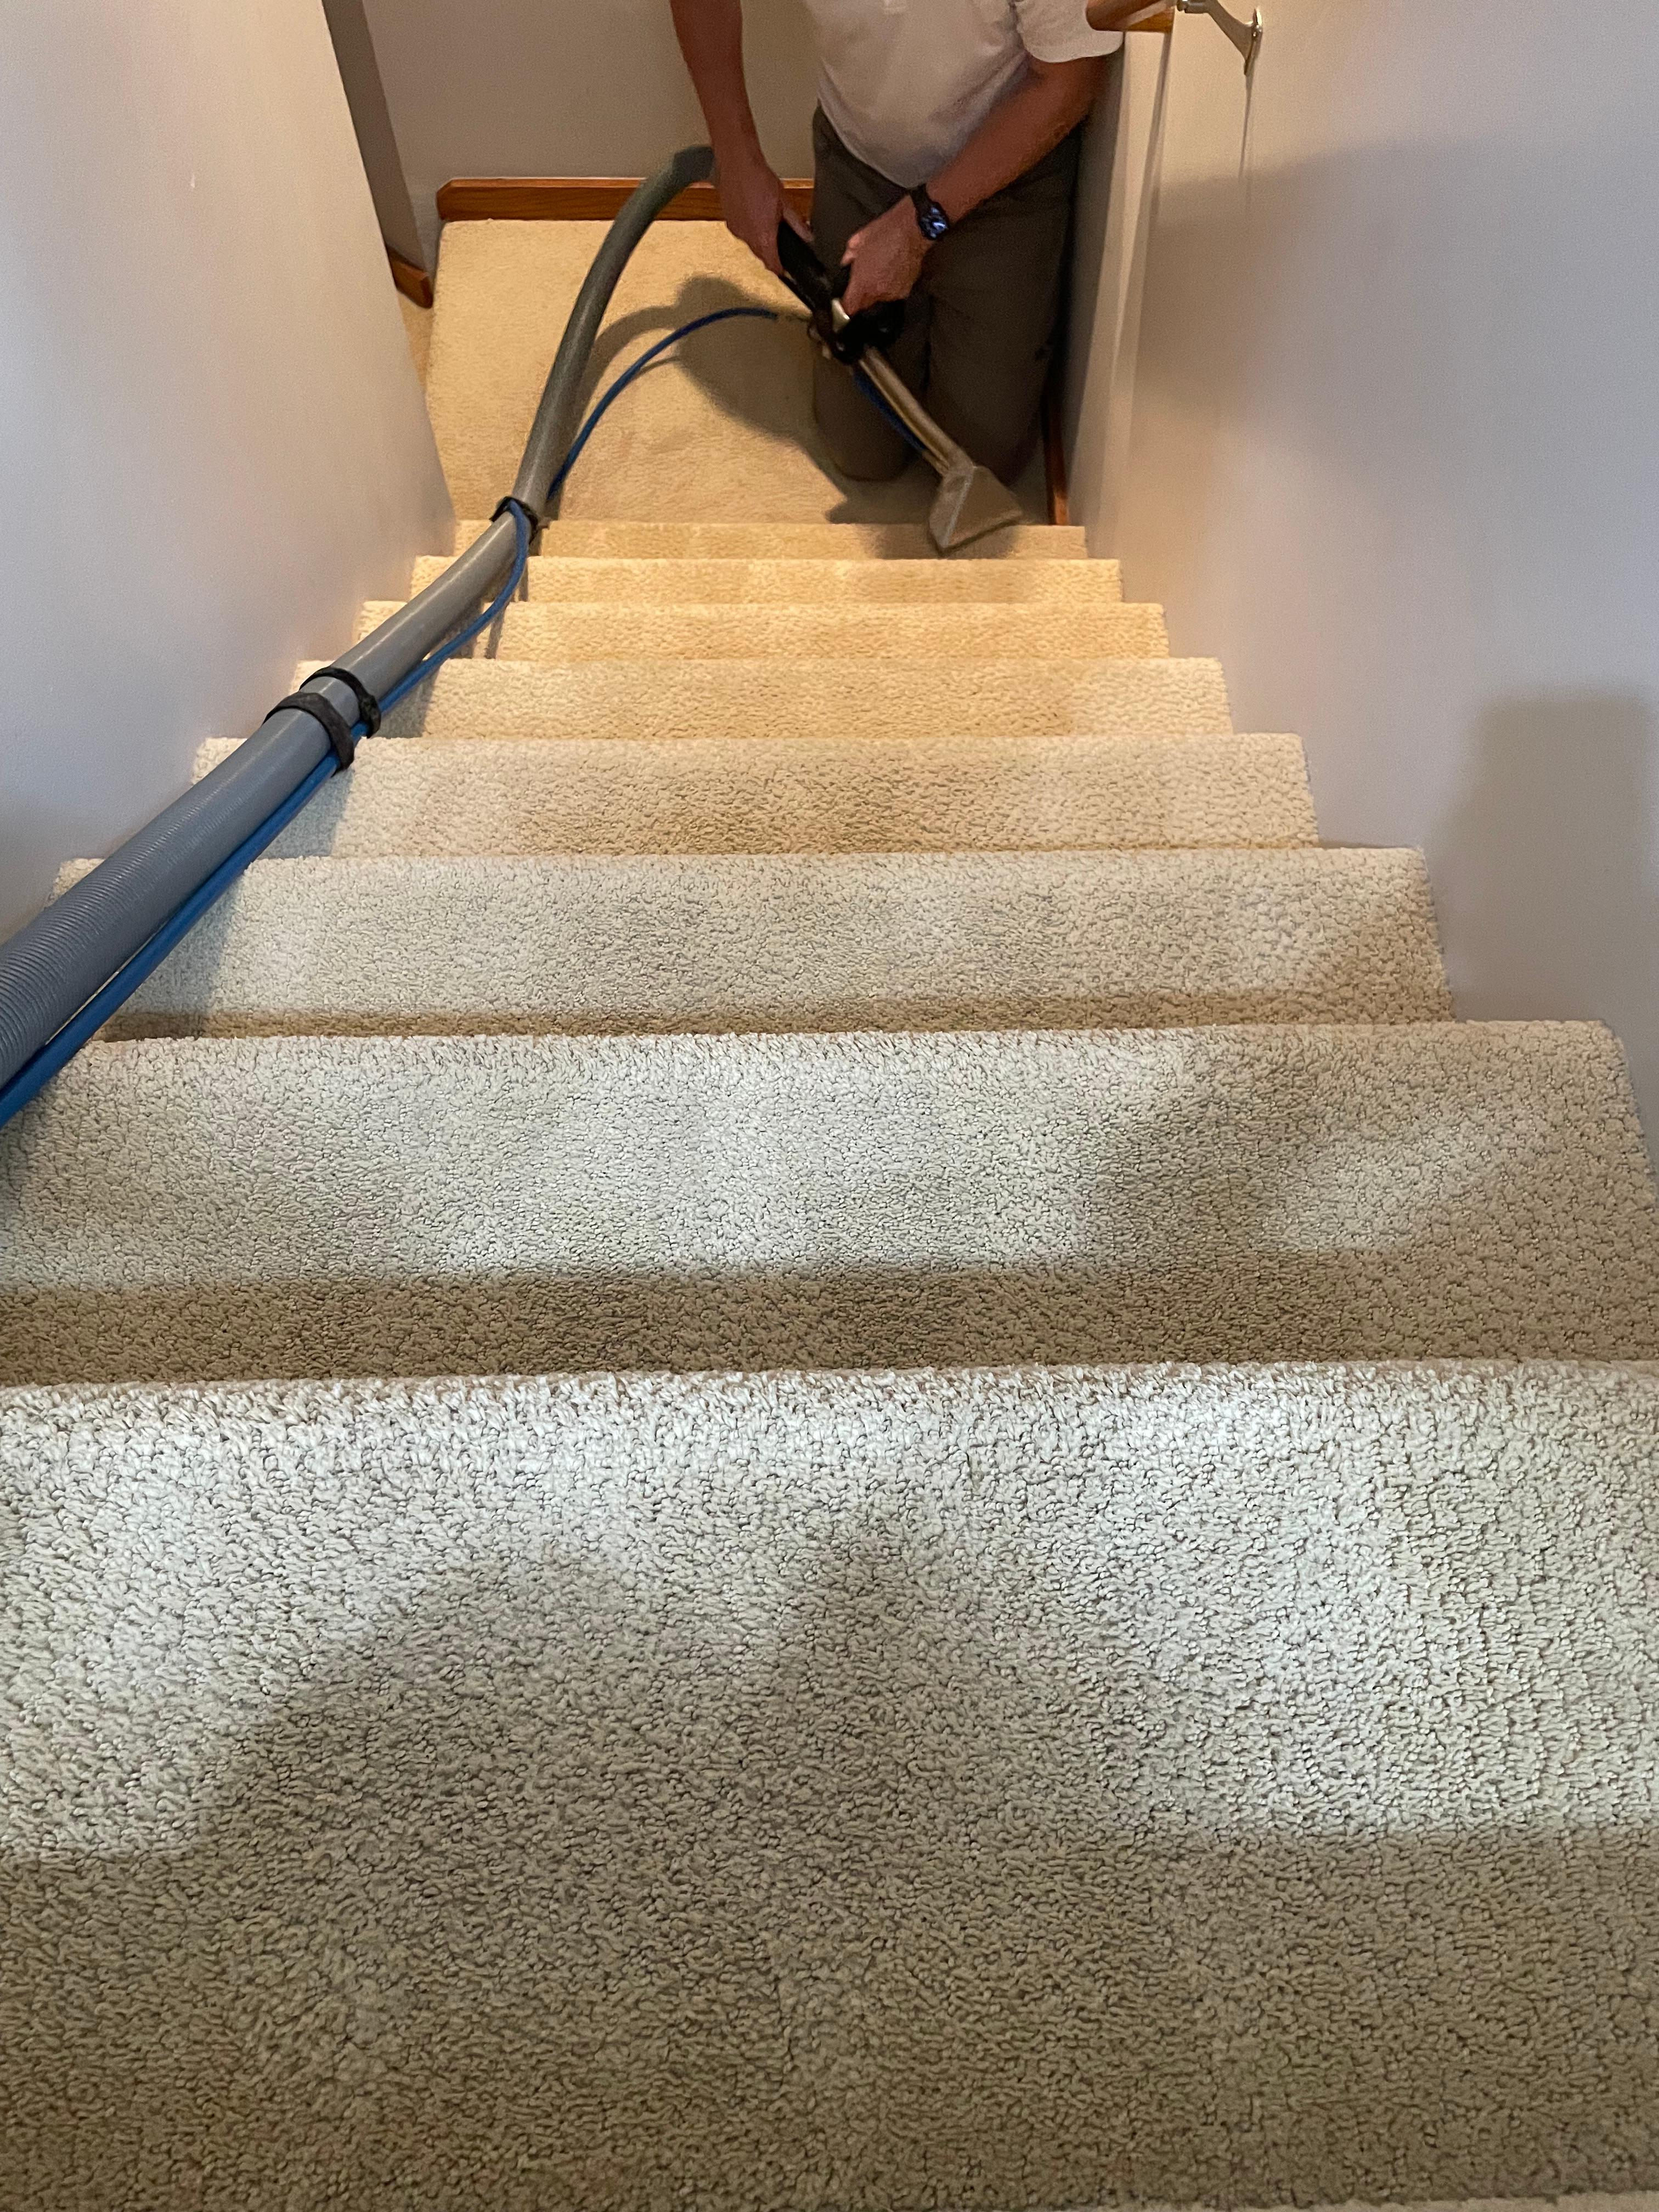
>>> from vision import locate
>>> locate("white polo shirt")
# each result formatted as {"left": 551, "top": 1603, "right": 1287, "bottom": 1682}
{"left": 802, "top": 0, "right": 1122, "bottom": 189}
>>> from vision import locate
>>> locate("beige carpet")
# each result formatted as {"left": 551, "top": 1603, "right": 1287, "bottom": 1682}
{"left": 361, "top": 593, "right": 1169, "bottom": 661}
{"left": 425, "top": 221, "right": 1051, "bottom": 525}
{"left": 397, "top": 291, "right": 432, "bottom": 386}
{"left": 193, "top": 731, "right": 1321, "bottom": 855}
{"left": 456, "top": 516, "right": 1086, "bottom": 558}
{"left": 308, "top": 652, "right": 1234, "bottom": 743}
{"left": 3, "top": 1364, "right": 1657, "bottom": 2208}
{"left": 5, "top": 1024, "right": 1657, "bottom": 1382}
{"left": 4, "top": 215, "right": 1658, "bottom": 2208}
{"left": 411, "top": 550, "right": 1126, "bottom": 602}
{"left": 71, "top": 847, "right": 1449, "bottom": 1038}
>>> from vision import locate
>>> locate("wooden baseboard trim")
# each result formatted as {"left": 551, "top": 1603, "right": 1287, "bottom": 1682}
{"left": 437, "top": 177, "right": 815, "bottom": 225}
{"left": 1042, "top": 384, "right": 1071, "bottom": 529}
{"left": 387, "top": 247, "right": 433, "bottom": 309}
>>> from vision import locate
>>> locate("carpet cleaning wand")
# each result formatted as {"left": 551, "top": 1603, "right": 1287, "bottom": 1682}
{"left": 775, "top": 223, "right": 1025, "bottom": 556}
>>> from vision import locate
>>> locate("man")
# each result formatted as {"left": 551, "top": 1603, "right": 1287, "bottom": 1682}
{"left": 668, "top": 0, "right": 1123, "bottom": 484}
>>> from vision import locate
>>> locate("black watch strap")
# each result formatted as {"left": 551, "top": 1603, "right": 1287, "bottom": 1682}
{"left": 910, "top": 183, "right": 951, "bottom": 242}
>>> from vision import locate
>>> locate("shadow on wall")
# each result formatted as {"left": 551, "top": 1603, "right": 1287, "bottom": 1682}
{"left": 6, "top": 1539, "right": 1658, "bottom": 2210}
{"left": 1064, "top": 37, "right": 1172, "bottom": 553}
{"left": 1103, "top": 116, "right": 1659, "bottom": 1142}
{"left": 1437, "top": 693, "right": 1659, "bottom": 1131}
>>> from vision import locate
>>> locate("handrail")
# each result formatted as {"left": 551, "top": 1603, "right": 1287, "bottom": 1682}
{"left": 0, "top": 144, "right": 715, "bottom": 1127}
{"left": 1087, "top": 1, "right": 1176, "bottom": 26}
{"left": 1088, "top": 0, "right": 1262, "bottom": 73}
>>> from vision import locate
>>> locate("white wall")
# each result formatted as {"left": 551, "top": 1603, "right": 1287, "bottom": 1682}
{"left": 1070, "top": 2, "right": 1659, "bottom": 1135}
{"left": 1063, "top": 41, "right": 1167, "bottom": 557}
{"left": 0, "top": 0, "right": 453, "bottom": 942}
{"left": 362, "top": 0, "right": 822, "bottom": 263}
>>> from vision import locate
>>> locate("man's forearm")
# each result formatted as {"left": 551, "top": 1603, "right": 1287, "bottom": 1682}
{"left": 929, "top": 56, "right": 1105, "bottom": 223}
{"left": 668, "top": 0, "right": 806, "bottom": 272}
{"left": 837, "top": 52, "right": 1104, "bottom": 312}
{"left": 668, "top": 0, "right": 763, "bottom": 168}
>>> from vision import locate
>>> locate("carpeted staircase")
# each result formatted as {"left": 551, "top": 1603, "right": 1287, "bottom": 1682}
{"left": 2, "top": 218, "right": 1657, "bottom": 2212}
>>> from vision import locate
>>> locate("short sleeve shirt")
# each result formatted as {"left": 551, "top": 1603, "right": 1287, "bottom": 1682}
{"left": 799, "top": 0, "right": 1122, "bottom": 189}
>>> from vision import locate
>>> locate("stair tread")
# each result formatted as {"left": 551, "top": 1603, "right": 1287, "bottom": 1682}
{"left": 74, "top": 847, "right": 1448, "bottom": 1038}
{"left": 360, "top": 597, "right": 1168, "bottom": 661}
{"left": 413, "top": 553, "right": 1124, "bottom": 605}
{"left": 302, "top": 654, "right": 1233, "bottom": 743}
{"left": 191, "top": 731, "right": 1319, "bottom": 856}
{"left": 4, "top": 1024, "right": 1654, "bottom": 1383}
{"left": 5, "top": 1359, "right": 1656, "bottom": 2202}
{"left": 455, "top": 518, "right": 1089, "bottom": 560}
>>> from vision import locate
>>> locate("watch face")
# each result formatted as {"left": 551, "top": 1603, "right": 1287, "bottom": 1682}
{"left": 915, "top": 191, "right": 949, "bottom": 240}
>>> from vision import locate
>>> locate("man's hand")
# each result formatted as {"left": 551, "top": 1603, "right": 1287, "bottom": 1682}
{"left": 715, "top": 149, "right": 812, "bottom": 279}
{"left": 668, "top": 0, "right": 811, "bottom": 278}
{"left": 841, "top": 198, "right": 929, "bottom": 315}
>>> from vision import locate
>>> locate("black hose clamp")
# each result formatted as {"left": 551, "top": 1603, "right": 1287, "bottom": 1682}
{"left": 264, "top": 663, "right": 381, "bottom": 771}
{"left": 309, "top": 665, "right": 382, "bottom": 738}
{"left": 267, "top": 692, "right": 356, "bottom": 771}
{"left": 492, "top": 495, "right": 541, "bottom": 535}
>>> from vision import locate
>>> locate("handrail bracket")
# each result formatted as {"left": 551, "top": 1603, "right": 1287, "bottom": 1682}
{"left": 1177, "top": 0, "right": 1262, "bottom": 76}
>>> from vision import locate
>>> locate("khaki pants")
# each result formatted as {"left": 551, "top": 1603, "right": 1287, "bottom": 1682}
{"left": 810, "top": 106, "right": 1081, "bottom": 484}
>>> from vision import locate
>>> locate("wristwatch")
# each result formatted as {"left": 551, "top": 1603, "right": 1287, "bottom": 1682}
{"left": 909, "top": 183, "right": 951, "bottom": 242}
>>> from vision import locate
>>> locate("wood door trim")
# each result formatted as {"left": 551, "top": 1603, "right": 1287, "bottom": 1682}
{"left": 387, "top": 247, "right": 434, "bottom": 310}
{"left": 436, "top": 177, "right": 815, "bottom": 224}
{"left": 1042, "top": 384, "right": 1071, "bottom": 528}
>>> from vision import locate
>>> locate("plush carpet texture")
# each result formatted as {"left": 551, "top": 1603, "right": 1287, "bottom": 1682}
{"left": 3, "top": 1026, "right": 1655, "bottom": 1383}
{"left": 74, "top": 848, "right": 1448, "bottom": 1037}
{"left": 425, "top": 222, "right": 1050, "bottom": 524}
{"left": 455, "top": 517, "right": 1088, "bottom": 560}
{"left": 3, "top": 1364, "right": 1657, "bottom": 2210}
{"left": 193, "top": 732, "right": 1321, "bottom": 857}
{"left": 397, "top": 292, "right": 432, "bottom": 386}
{"left": 306, "top": 653, "right": 1233, "bottom": 745}
{"left": 410, "top": 552, "right": 1126, "bottom": 603}
{"left": 9, "top": 213, "right": 1658, "bottom": 2211}
{"left": 360, "top": 594, "right": 1169, "bottom": 662}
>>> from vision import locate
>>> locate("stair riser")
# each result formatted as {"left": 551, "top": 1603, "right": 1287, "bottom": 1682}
{"left": 412, "top": 554, "right": 1125, "bottom": 605}
{"left": 81, "top": 850, "right": 1449, "bottom": 1038}
{"left": 358, "top": 599, "right": 1170, "bottom": 662}
{"left": 192, "top": 732, "right": 1319, "bottom": 856}
{"left": 455, "top": 520, "right": 1089, "bottom": 559}
{"left": 3, "top": 1028, "right": 1654, "bottom": 1384}
{"left": 5, "top": 1364, "right": 1656, "bottom": 2207}
{"left": 300, "top": 657, "right": 1234, "bottom": 744}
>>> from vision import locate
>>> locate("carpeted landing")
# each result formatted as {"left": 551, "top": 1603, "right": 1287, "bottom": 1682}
{"left": 3, "top": 213, "right": 1658, "bottom": 2210}
{"left": 422, "top": 221, "right": 1053, "bottom": 526}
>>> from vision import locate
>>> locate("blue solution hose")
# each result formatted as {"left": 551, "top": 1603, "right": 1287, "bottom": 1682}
{"left": 0, "top": 308, "right": 782, "bottom": 1130}
{"left": 853, "top": 365, "right": 929, "bottom": 458}
{"left": 0, "top": 757, "right": 343, "bottom": 1127}
{"left": 548, "top": 306, "right": 780, "bottom": 495}
{"left": 0, "top": 500, "right": 534, "bottom": 1130}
